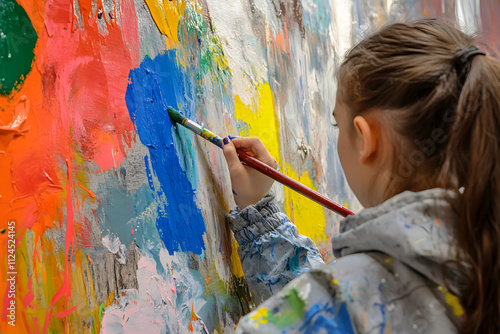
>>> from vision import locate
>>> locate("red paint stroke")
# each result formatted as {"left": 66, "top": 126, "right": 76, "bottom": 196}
{"left": 22, "top": 275, "right": 34, "bottom": 308}
{"left": 0, "top": 0, "right": 140, "bottom": 331}
{"left": 53, "top": 305, "right": 78, "bottom": 318}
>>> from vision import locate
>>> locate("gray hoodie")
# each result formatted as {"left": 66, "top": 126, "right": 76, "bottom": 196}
{"left": 228, "top": 188, "right": 465, "bottom": 333}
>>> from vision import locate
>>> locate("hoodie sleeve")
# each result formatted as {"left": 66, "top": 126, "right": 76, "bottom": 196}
{"left": 227, "top": 194, "right": 325, "bottom": 304}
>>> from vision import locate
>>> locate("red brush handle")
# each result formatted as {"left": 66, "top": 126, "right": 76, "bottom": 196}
{"left": 236, "top": 149, "right": 354, "bottom": 217}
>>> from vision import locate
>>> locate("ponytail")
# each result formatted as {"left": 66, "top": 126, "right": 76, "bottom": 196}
{"left": 442, "top": 54, "right": 500, "bottom": 333}
{"left": 338, "top": 19, "right": 500, "bottom": 333}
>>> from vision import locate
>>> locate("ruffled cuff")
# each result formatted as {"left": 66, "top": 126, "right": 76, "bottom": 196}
{"left": 227, "top": 194, "right": 285, "bottom": 244}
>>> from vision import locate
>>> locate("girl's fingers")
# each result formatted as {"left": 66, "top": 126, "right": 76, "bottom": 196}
{"left": 222, "top": 137, "right": 244, "bottom": 174}
{"left": 231, "top": 137, "right": 278, "bottom": 169}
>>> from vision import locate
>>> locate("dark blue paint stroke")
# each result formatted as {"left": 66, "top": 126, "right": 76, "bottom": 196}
{"left": 300, "top": 302, "right": 355, "bottom": 334}
{"left": 125, "top": 50, "right": 205, "bottom": 255}
{"left": 379, "top": 304, "right": 386, "bottom": 334}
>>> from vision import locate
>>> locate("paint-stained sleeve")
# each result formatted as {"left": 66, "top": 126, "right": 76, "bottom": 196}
{"left": 227, "top": 194, "right": 325, "bottom": 304}
{"left": 234, "top": 267, "right": 356, "bottom": 334}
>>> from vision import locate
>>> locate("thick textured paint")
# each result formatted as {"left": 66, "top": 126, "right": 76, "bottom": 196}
{"left": 284, "top": 165, "right": 327, "bottom": 244}
{"left": 144, "top": 0, "right": 187, "bottom": 47}
{"left": 302, "top": 0, "right": 331, "bottom": 36}
{"left": 0, "top": 0, "right": 139, "bottom": 331}
{"left": 231, "top": 238, "right": 245, "bottom": 278}
{"left": 126, "top": 50, "right": 206, "bottom": 255}
{"left": 0, "top": 0, "right": 38, "bottom": 95}
{"left": 3, "top": 1, "right": 499, "bottom": 333}
{"left": 234, "top": 82, "right": 329, "bottom": 245}
{"left": 97, "top": 181, "right": 154, "bottom": 258}
{"left": 101, "top": 249, "right": 211, "bottom": 333}
{"left": 234, "top": 82, "right": 281, "bottom": 161}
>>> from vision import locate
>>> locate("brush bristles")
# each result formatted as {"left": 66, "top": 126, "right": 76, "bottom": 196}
{"left": 167, "top": 107, "right": 185, "bottom": 124}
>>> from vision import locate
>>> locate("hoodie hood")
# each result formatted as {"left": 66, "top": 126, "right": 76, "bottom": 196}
{"left": 332, "top": 188, "right": 464, "bottom": 292}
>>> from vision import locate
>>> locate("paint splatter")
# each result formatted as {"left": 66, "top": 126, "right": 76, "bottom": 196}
{"left": 438, "top": 286, "right": 465, "bottom": 316}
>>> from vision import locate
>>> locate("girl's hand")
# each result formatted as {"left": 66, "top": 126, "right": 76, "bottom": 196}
{"left": 222, "top": 137, "right": 278, "bottom": 209}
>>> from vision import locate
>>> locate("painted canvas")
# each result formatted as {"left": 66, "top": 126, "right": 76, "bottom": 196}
{"left": 1, "top": 0, "right": 499, "bottom": 333}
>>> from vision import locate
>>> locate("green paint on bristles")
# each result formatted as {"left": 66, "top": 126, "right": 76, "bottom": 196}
{"left": 167, "top": 107, "right": 185, "bottom": 124}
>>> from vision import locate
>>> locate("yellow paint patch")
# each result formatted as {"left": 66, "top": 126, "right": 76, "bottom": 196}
{"left": 234, "top": 82, "right": 327, "bottom": 244}
{"left": 284, "top": 166, "right": 327, "bottom": 243}
{"left": 385, "top": 258, "right": 393, "bottom": 263}
{"left": 438, "top": 286, "right": 464, "bottom": 316}
{"left": 250, "top": 307, "right": 269, "bottom": 327}
{"left": 234, "top": 82, "right": 281, "bottom": 162}
{"left": 230, "top": 238, "right": 245, "bottom": 278}
{"left": 144, "top": 0, "right": 187, "bottom": 47}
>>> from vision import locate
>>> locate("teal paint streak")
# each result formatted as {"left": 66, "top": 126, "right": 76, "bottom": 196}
{"left": 302, "top": 0, "right": 331, "bottom": 36}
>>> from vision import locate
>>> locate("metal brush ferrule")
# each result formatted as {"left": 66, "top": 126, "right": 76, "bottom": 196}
{"left": 183, "top": 119, "right": 203, "bottom": 135}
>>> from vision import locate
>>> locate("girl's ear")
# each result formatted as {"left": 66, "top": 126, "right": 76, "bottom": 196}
{"left": 353, "top": 115, "right": 378, "bottom": 164}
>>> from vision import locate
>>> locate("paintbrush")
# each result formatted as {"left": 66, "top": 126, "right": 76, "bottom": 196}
{"left": 167, "top": 107, "right": 354, "bottom": 217}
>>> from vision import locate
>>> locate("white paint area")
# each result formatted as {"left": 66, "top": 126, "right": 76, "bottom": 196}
{"left": 206, "top": 0, "right": 269, "bottom": 105}
{"left": 332, "top": 0, "right": 353, "bottom": 60}
{"left": 102, "top": 235, "right": 127, "bottom": 264}
{"left": 101, "top": 248, "right": 210, "bottom": 333}
{"left": 456, "top": 0, "right": 482, "bottom": 34}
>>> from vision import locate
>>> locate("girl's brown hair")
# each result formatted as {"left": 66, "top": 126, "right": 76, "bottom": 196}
{"left": 338, "top": 19, "right": 500, "bottom": 333}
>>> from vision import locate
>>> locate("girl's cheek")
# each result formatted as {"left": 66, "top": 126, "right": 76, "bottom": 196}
{"left": 337, "top": 132, "right": 348, "bottom": 169}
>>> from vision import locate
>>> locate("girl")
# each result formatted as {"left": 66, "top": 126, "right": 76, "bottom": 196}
{"left": 222, "top": 19, "right": 500, "bottom": 333}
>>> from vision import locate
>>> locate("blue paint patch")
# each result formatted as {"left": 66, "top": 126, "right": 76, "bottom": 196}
{"left": 125, "top": 49, "right": 206, "bottom": 255}
{"left": 302, "top": 0, "right": 331, "bottom": 36}
{"left": 97, "top": 180, "right": 155, "bottom": 249}
{"left": 300, "top": 302, "right": 355, "bottom": 334}
{"left": 379, "top": 304, "right": 386, "bottom": 334}
{"left": 286, "top": 247, "right": 306, "bottom": 272}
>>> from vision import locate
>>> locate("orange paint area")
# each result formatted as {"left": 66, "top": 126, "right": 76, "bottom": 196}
{"left": 0, "top": 0, "right": 139, "bottom": 332}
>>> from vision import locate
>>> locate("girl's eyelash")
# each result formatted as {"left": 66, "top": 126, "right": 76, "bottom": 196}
{"left": 332, "top": 123, "right": 339, "bottom": 128}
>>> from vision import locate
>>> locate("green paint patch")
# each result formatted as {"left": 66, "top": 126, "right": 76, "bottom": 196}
{"left": 250, "top": 287, "right": 306, "bottom": 329}
{"left": 284, "top": 287, "right": 306, "bottom": 320}
{"left": 98, "top": 304, "right": 106, "bottom": 323}
{"left": 178, "top": 5, "right": 231, "bottom": 93}
{"left": 0, "top": 0, "right": 38, "bottom": 95}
